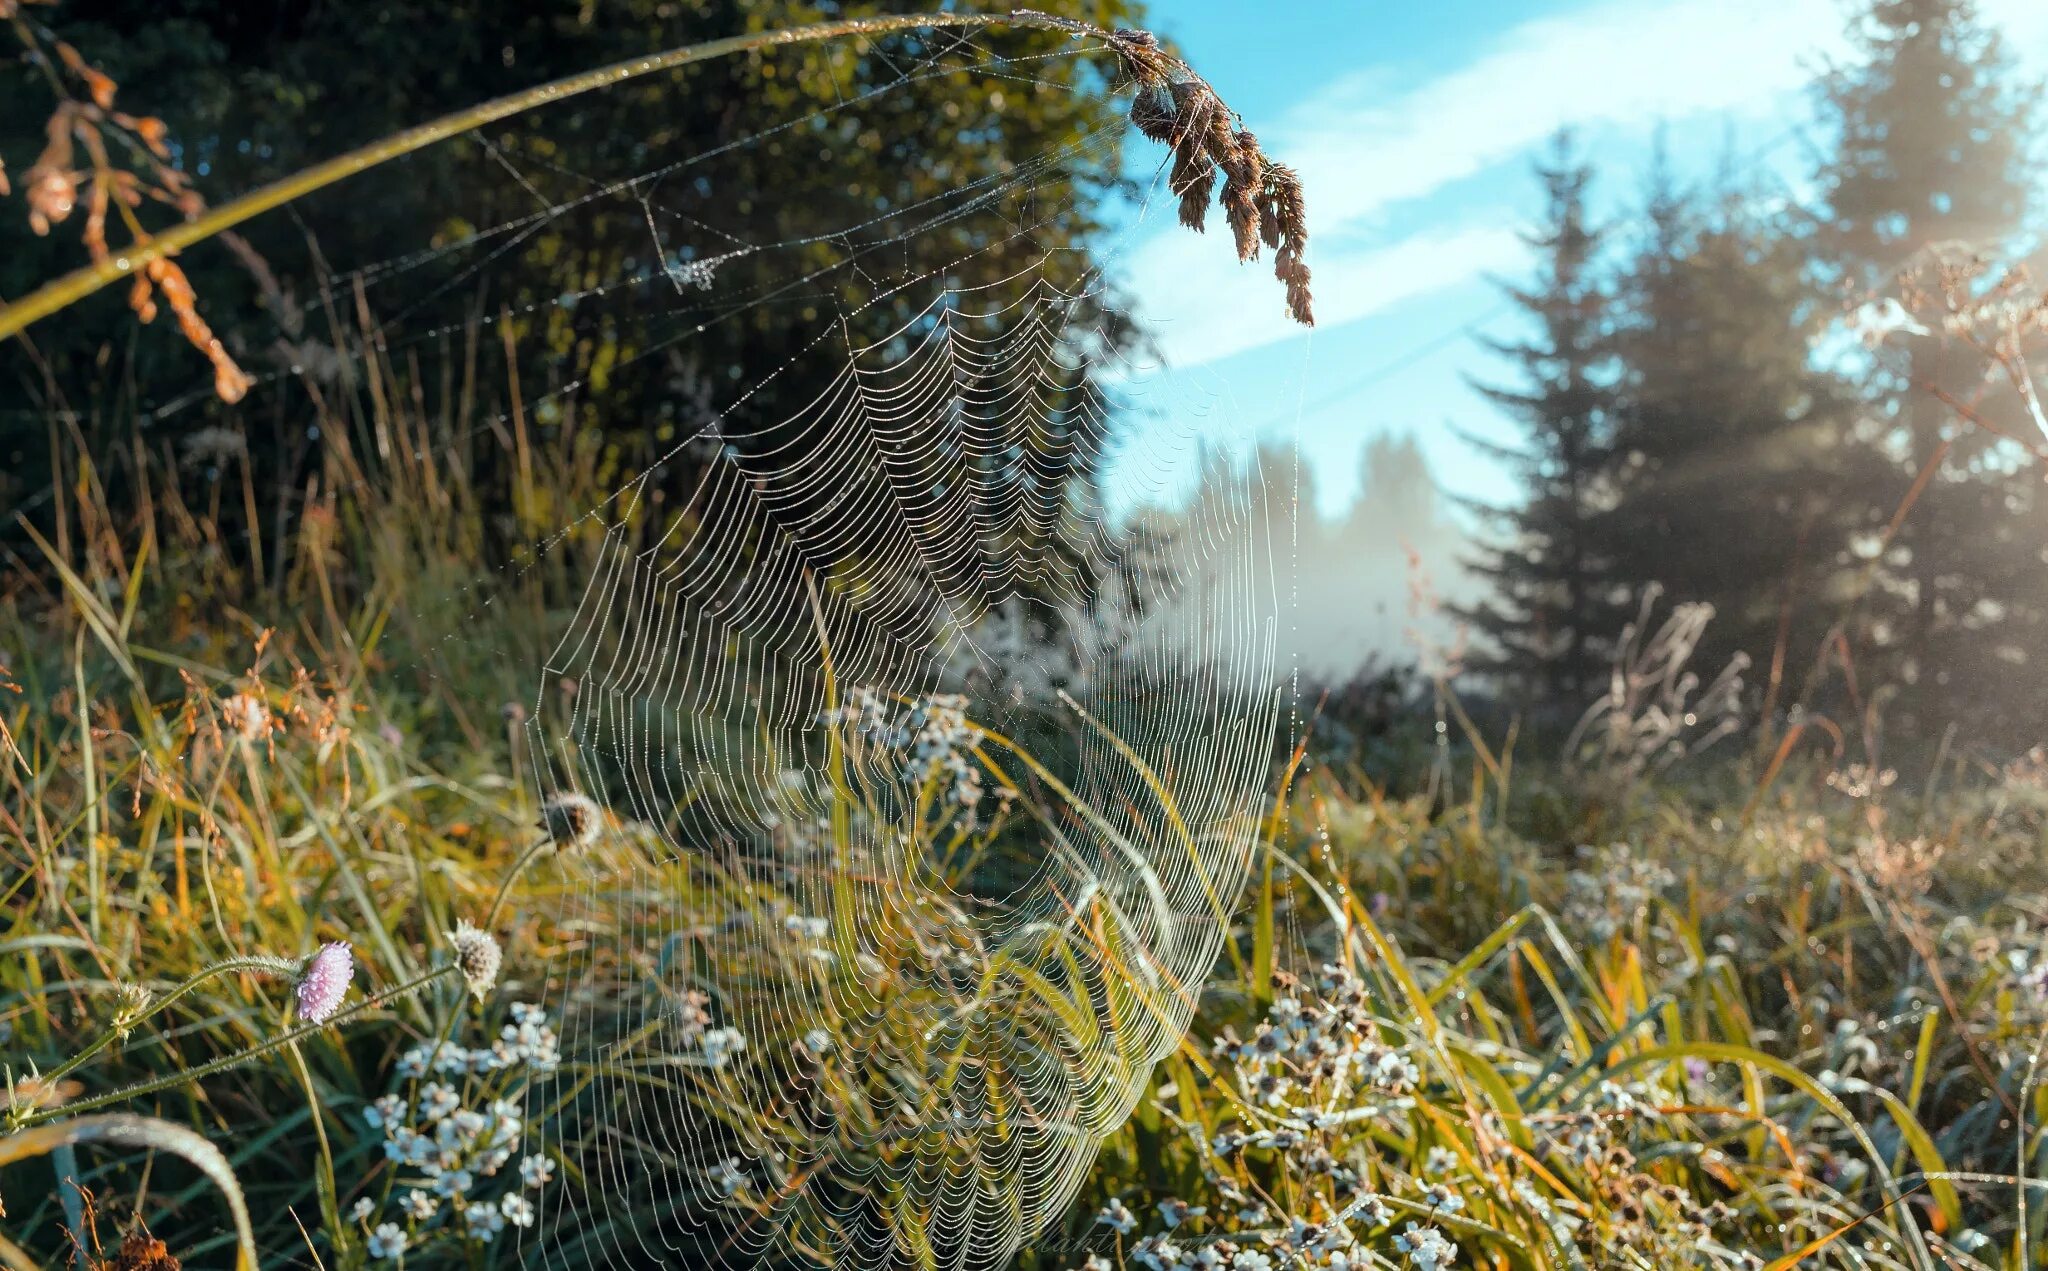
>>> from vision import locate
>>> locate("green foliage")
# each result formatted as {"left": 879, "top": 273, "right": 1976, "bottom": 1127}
{"left": 1454, "top": 131, "right": 1625, "bottom": 712}
{"left": 1811, "top": 0, "right": 2048, "bottom": 748}
{"left": 1050, "top": 745, "right": 2048, "bottom": 1271}
{"left": 1, "top": 0, "right": 1145, "bottom": 574}
{"left": 1456, "top": 0, "right": 2048, "bottom": 748}
{"left": 1599, "top": 173, "right": 1878, "bottom": 694}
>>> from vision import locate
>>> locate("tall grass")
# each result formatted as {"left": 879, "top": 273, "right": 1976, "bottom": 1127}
{"left": 0, "top": 317, "right": 619, "bottom": 1265}
{"left": 1038, "top": 711, "right": 2048, "bottom": 1271}
{"left": 14, "top": 388, "right": 2048, "bottom": 1268}
{"left": 6, "top": 270, "right": 2048, "bottom": 1271}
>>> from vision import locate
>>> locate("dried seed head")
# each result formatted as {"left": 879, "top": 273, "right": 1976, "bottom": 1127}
{"left": 1107, "top": 27, "right": 1172, "bottom": 91}
{"left": 109, "top": 982, "right": 155, "bottom": 1040}
{"left": 448, "top": 920, "right": 502, "bottom": 1001}
{"left": 1114, "top": 31, "right": 1313, "bottom": 328}
{"left": 134, "top": 256, "right": 252, "bottom": 403}
{"left": 1220, "top": 128, "right": 1266, "bottom": 264}
{"left": 107, "top": 1229, "right": 182, "bottom": 1271}
{"left": 1129, "top": 89, "right": 1177, "bottom": 144}
{"left": 220, "top": 691, "right": 272, "bottom": 743}
{"left": 541, "top": 791, "right": 603, "bottom": 850}
{"left": 295, "top": 941, "right": 354, "bottom": 1024}
{"left": 1166, "top": 82, "right": 1232, "bottom": 233}
{"left": 1266, "top": 164, "right": 1315, "bottom": 326}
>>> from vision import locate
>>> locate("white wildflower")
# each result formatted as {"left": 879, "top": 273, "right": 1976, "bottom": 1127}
{"left": 366, "top": 1223, "right": 408, "bottom": 1260}
{"left": 1393, "top": 1222, "right": 1458, "bottom": 1270}
{"left": 521, "top": 1153, "right": 556, "bottom": 1189}
{"left": 1096, "top": 1197, "right": 1137, "bottom": 1236}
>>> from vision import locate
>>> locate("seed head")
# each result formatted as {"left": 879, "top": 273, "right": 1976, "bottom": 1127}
{"left": 220, "top": 691, "right": 273, "bottom": 743}
{"left": 1220, "top": 127, "right": 1266, "bottom": 263}
{"left": 295, "top": 942, "right": 354, "bottom": 1024}
{"left": 1107, "top": 27, "right": 1172, "bottom": 91}
{"left": 106, "top": 1229, "right": 182, "bottom": 1271}
{"left": 540, "top": 792, "right": 603, "bottom": 850}
{"left": 448, "top": 921, "right": 502, "bottom": 1001}
{"left": 1166, "top": 81, "right": 1228, "bottom": 232}
{"left": 1117, "top": 43, "right": 1315, "bottom": 327}
{"left": 1264, "top": 163, "right": 1314, "bottom": 325}
{"left": 109, "top": 982, "right": 155, "bottom": 1040}
{"left": 1129, "top": 88, "right": 1177, "bottom": 143}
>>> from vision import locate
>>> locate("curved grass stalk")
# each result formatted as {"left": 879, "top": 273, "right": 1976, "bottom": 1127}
{"left": 14, "top": 964, "right": 454, "bottom": 1130}
{"left": 0, "top": 1113, "right": 258, "bottom": 1271}
{"left": 34, "top": 955, "right": 300, "bottom": 1091}
{"left": 0, "top": 10, "right": 1116, "bottom": 343}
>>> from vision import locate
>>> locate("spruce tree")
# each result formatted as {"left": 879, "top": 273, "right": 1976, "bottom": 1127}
{"left": 1813, "top": 0, "right": 2043, "bottom": 745}
{"left": 1602, "top": 171, "right": 1875, "bottom": 700}
{"left": 1455, "top": 132, "right": 1621, "bottom": 710}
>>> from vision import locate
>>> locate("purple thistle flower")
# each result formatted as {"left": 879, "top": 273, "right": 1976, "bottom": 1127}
{"left": 297, "top": 941, "right": 354, "bottom": 1023}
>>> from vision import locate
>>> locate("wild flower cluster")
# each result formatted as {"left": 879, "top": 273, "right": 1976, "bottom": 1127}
{"left": 353, "top": 1003, "right": 562, "bottom": 1261}
{"left": 1079, "top": 966, "right": 1447, "bottom": 1271}
{"left": 668, "top": 986, "right": 750, "bottom": 1069}
{"left": 1559, "top": 843, "right": 1676, "bottom": 943}
{"left": 1077, "top": 960, "right": 1770, "bottom": 1271}
{"left": 822, "top": 688, "right": 985, "bottom": 810}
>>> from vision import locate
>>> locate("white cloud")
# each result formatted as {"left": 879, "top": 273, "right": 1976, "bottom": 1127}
{"left": 1126, "top": 0, "right": 1870, "bottom": 369}
{"left": 1127, "top": 221, "right": 1525, "bottom": 369}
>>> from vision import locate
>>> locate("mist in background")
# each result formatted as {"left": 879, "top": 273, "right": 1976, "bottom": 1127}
{"left": 1130, "top": 433, "right": 1475, "bottom": 682}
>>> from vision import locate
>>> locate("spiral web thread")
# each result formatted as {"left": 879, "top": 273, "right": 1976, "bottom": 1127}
{"left": 196, "top": 22, "right": 1296, "bottom": 1269}
{"left": 508, "top": 34, "right": 1290, "bottom": 1271}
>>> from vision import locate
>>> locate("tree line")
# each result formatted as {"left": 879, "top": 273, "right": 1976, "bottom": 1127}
{"left": 1455, "top": 0, "right": 2048, "bottom": 752}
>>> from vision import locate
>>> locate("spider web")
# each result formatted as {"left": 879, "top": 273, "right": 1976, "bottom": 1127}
{"left": 177, "top": 21, "right": 1300, "bottom": 1269}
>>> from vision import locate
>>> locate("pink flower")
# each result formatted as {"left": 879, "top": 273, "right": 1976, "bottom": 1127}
{"left": 296, "top": 941, "right": 354, "bottom": 1023}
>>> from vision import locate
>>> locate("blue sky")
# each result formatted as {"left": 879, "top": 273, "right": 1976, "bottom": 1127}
{"left": 1099, "top": 0, "right": 2048, "bottom": 519}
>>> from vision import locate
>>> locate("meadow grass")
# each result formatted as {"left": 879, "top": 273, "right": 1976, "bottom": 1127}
{"left": 4, "top": 343, "right": 2048, "bottom": 1271}
{"left": 12, "top": 399, "right": 2048, "bottom": 1268}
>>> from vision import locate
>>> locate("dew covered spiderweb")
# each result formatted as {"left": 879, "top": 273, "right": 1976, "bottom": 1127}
{"left": 182, "top": 16, "right": 1308, "bottom": 1268}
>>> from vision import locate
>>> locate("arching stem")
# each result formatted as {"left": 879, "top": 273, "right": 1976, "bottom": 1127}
{"left": 14, "top": 964, "right": 455, "bottom": 1130}
{"left": 484, "top": 837, "right": 555, "bottom": 931}
{"left": 0, "top": 10, "right": 1108, "bottom": 342}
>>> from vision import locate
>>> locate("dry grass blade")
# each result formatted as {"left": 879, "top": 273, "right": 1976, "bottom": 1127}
{"left": 0, "top": 1115, "right": 256, "bottom": 1271}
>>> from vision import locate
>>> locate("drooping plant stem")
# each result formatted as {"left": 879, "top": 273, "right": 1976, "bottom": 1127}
{"left": 35, "top": 955, "right": 300, "bottom": 1091}
{"left": 15, "top": 964, "right": 455, "bottom": 1129}
{"left": 0, "top": 10, "right": 1105, "bottom": 342}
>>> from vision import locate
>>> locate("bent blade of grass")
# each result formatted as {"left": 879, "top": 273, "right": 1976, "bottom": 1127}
{"left": 1425, "top": 906, "right": 1537, "bottom": 1007}
{"left": 1866, "top": 1084, "right": 1962, "bottom": 1234}
{"left": 1759, "top": 1182, "right": 1928, "bottom": 1271}
{"left": 1596, "top": 1041, "right": 1937, "bottom": 1271}
{"left": 0, "top": 1114, "right": 257, "bottom": 1271}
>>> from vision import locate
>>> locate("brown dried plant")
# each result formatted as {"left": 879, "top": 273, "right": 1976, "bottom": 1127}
{"left": 1107, "top": 27, "right": 1314, "bottom": 326}
{"left": 1885, "top": 244, "right": 2048, "bottom": 448}
{"left": 4, "top": 0, "right": 252, "bottom": 400}
{"left": 52, "top": 1187, "right": 184, "bottom": 1271}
